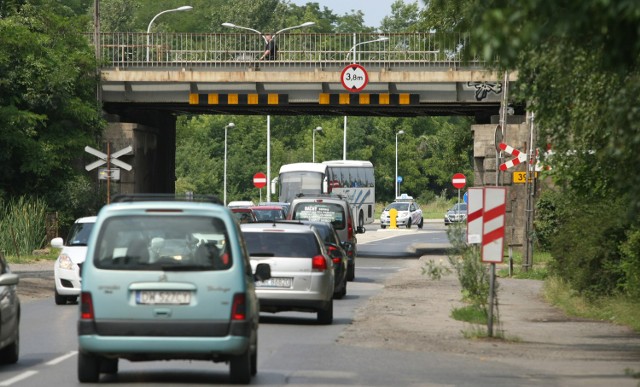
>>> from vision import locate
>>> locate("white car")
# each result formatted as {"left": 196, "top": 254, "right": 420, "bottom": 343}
{"left": 50, "top": 216, "right": 96, "bottom": 305}
{"left": 380, "top": 196, "right": 423, "bottom": 229}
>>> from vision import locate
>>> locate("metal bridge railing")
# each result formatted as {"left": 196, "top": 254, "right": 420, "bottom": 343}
{"left": 89, "top": 32, "right": 483, "bottom": 70}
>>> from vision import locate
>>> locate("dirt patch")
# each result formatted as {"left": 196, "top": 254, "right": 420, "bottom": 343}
{"left": 338, "top": 256, "right": 640, "bottom": 383}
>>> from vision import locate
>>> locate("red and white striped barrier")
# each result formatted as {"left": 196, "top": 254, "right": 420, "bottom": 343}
{"left": 466, "top": 188, "right": 484, "bottom": 244}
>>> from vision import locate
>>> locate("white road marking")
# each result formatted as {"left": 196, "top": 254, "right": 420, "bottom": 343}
{"left": 46, "top": 351, "right": 77, "bottom": 365}
{"left": 0, "top": 371, "right": 38, "bottom": 386}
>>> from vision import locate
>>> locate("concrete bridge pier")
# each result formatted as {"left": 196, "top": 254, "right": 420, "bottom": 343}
{"left": 102, "top": 110, "right": 176, "bottom": 196}
{"left": 471, "top": 114, "right": 539, "bottom": 252}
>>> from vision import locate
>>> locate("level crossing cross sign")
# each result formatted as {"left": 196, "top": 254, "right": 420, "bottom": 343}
{"left": 498, "top": 142, "right": 527, "bottom": 171}
{"left": 84, "top": 145, "right": 133, "bottom": 172}
{"left": 253, "top": 172, "right": 267, "bottom": 189}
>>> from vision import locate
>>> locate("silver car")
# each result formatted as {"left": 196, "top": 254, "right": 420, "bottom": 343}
{"left": 444, "top": 202, "right": 468, "bottom": 225}
{"left": 0, "top": 252, "right": 19, "bottom": 364}
{"left": 241, "top": 222, "right": 335, "bottom": 324}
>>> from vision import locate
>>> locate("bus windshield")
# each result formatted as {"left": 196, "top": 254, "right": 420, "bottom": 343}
{"left": 279, "top": 171, "right": 324, "bottom": 203}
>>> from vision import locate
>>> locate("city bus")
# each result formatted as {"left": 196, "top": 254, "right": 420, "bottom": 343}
{"left": 277, "top": 160, "right": 375, "bottom": 227}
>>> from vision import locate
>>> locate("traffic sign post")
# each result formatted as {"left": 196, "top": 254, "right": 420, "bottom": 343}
{"left": 341, "top": 64, "right": 369, "bottom": 92}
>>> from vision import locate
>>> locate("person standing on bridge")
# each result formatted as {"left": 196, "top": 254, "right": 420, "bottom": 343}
{"left": 259, "top": 34, "right": 277, "bottom": 60}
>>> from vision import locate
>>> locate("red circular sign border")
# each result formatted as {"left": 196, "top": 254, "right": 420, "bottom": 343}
{"left": 341, "top": 64, "right": 369, "bottom": 93}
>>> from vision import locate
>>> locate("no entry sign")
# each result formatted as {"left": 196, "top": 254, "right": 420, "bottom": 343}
{"left": 253, "top": 172, "right": 267, "bottom": 189}
{"left": 452, "top": 173, "right": 466, "bottom": 189}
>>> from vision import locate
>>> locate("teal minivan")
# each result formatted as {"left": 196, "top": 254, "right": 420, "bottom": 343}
{"left": 77, "top": 195, "right": 270, "bottom": 384}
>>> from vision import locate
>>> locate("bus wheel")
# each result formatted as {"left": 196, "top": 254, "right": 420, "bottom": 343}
{"left": 359, "top": 211, "right": 364, "bottom": 229}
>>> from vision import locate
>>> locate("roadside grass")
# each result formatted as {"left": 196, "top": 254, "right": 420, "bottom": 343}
{"left": 5, "top": 248, "right": 60, "bottom": 264}
{"left": 497, "top": 249, "right": 551, "bottom": 280}
{"left": 544, "top": 277, "right": 640, "bottom": 333}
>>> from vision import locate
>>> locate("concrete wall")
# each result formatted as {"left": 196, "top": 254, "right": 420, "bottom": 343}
{"left": 471, "top": 114, "right": 535, "bottom": 250}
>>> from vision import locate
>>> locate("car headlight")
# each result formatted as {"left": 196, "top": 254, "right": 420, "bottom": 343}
{"left": 57, "top": 254, "right": 75, "bottom": 270}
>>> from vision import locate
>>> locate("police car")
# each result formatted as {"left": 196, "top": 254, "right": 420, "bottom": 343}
{"left": 380, "top": 194, "right": 424, "bottom": 229}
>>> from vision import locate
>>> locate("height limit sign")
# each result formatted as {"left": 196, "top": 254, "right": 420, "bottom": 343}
{"left": 341, "top": 64, "right": 368, "bottom": 92}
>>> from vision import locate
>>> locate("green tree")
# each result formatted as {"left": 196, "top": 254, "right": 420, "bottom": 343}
{"left": 0, "top": 1, "right": 104, "bottom": 207}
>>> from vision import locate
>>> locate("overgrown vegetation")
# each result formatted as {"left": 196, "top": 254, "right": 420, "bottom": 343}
{"left": 0, "top": 196, "right": 47, "bottom": 257}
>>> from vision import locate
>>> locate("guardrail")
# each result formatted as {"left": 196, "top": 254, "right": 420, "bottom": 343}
{"left": 89, "top": 32, "right": 482, "bottom": 70}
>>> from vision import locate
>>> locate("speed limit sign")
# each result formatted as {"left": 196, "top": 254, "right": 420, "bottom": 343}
{"left": 341, "top": 64, "right": 369, "bottom": 92}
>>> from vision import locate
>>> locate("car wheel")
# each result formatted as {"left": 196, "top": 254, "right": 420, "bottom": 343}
{"left": 0, "top": 327, "right": 19, "bottom": 364}
{"left": 100, "top": 358, "right": 118, "bottom": 374}
{"left": 78, "top": 351, "right": 100, "bottom": 383}
{"left": 359, "top": 211, "right": 364, "bottom": 229}
{"left": 380, "top": 225, "right": 386, "bottom": 229}
{"left": 317, "top": 298, "right": 333, "bottom": 325}
{"left": 418, "top": 217, "right": 424, "bottom": 229}
{"left": 229, "top": 347, "right": 251, "bottom": 384}
{"left": 406, "top": 219, "right": 412, "bottom": 229}
{"left": 346, "top": 263, "right": 355, "bottom": 281}
{"left": 54, "top": 289, "right": 67, "bottom": 305}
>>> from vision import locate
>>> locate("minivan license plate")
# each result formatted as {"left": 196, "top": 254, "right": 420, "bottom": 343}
{"left": 255, "top": 277, "right": 292, "bottom": 288}
{"left": 136, "top": 291, "right": 191, "bottom": 305}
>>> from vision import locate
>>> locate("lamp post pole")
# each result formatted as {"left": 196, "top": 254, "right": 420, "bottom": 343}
{"left": 224, "top": 122, "right": 235, "bottom": 206}
{"left": 221, "top": 21, "right": 315, "bottom": 202}
{"left": 312, "top": 126, "right": 322, "bottom": 162}
{"left": 343, "top": 35, "right": 389, "bottom": 159}
{"left": 146, "top": 6, "right": 193, "bottom": 62}
{"left": 395, "top": 130, "right": 405, "bottom": 198}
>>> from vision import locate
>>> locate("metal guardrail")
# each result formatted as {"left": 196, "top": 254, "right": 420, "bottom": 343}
{"left": 89, "top": 32, "right": 482, "bottom": 70}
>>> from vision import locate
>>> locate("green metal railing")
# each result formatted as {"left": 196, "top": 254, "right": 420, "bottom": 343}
{"left": 89, "top": 32, "right": 482, "bottom": 70}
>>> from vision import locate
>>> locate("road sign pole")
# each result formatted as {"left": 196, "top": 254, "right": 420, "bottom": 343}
{"left": 107, "top": 142, "right": 111, "bottom": 204}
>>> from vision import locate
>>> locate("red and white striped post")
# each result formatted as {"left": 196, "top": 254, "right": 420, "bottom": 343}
{"left": 466, "top": 188, "right": 484, "bottom": 244}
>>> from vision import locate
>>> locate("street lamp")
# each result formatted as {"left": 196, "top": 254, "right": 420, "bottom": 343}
{"left": 224, "top": 122, "right": 235, "bottom": 206}
{"left": 146, "top": 5, "right": 193, "bottom": 61}
{"left": 343, "top": 35, "right": 389, "bottom": 160}
{"left": 221, "top": 21, "right": 315, "bottom": 202}
{"left": 348, "top": 35, "right": 389, "bottom": 64}
{"left": 395, "top": 130, "right": 405, "bottom": 198}
{"left": 312, "top": 126, "right": 323, "bottom": 162}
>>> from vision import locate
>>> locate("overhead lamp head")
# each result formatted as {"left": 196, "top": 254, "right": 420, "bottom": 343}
{"left": 176, "top": 6, "right": 193, "bottom": 11}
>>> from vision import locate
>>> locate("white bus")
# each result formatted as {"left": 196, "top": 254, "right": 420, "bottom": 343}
{"left": 277, "top": 160, "right": 375, "bottom": 226}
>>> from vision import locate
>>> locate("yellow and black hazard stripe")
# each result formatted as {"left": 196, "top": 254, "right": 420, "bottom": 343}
{"left": 189, "top": 93, "right": 288, "bottom": 105}
{"left": 319, "top": 93, "right": 419, "bottom": 105}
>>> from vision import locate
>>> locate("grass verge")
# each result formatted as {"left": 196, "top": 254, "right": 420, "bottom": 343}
{"left": 544, "top": 276, "right": 640, "bottom": 333}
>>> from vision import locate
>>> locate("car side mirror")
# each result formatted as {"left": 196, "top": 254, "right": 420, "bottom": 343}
{"left": 254, "top": 263, "right": 271, "bottom": 282}
{"left": 341, "top": 241, "right": 353, "bottom": 250}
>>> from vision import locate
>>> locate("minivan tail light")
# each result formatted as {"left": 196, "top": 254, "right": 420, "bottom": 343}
{"left": 347, "top": 217, "right": 354, "bottom": 240}
{"left": 231, "top": 293, "right": 247, "bottom": 321}
{"left": 312, "top": 255, "right": 327, "bottom": 271}
{"left": 80, "top": 292, "right": 94, "bottom": 320}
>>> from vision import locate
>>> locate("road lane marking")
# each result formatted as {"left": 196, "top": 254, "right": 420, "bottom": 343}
{"left": 0, "top": 371, "right": 38, "bottom": 386}
{"left": 46, "top": 351, "right": 77, "bottom": 365}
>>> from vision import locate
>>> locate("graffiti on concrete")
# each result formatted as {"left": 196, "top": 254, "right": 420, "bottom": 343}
{"left": 467, "top": 82, "right": 503, "bottom": 101}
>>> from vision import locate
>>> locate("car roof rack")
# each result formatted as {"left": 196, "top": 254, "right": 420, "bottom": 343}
{"left": 111, "top": 193, "right": 222, "bottom": 205}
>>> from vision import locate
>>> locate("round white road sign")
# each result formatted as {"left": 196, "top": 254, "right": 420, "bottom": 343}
{"left": 341, "top": 64, "right": 369, "bottom": 92}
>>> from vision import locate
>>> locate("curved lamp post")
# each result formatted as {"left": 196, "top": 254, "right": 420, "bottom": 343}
{"left": 224, "top": 122, "right": 235, "bottom": 206}
{"left": 395, "top": 130, "right": 405, "bottom": 198}
{"left": 343, "top": 35, "right": 389, "bottom": 160}
{"left": 221, "top": 21, "right": 315, "bottom": 203}
{"left": 146, "top": 5, "right": 193, "bottom": 61}
{"left": 312, "top": 126, "right": 323, "bottom": 162}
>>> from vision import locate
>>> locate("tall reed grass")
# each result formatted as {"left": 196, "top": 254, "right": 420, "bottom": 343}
{"left": 0, "top": 196, "right": 47, "bottom": 257}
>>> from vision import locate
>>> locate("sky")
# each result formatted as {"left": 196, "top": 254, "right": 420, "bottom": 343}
{"left": 287, "top": 0, "right": 412, "bottom": 28}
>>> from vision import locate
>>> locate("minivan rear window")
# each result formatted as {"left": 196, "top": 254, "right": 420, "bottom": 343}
{"left": 291, "top": 203, "right": 345, "bottom": 230}
{"left": 93, "top": 216, "right": 231, "bottom": 271}
{"left": 243, "top": 232, "right": 319, "bottom": 258}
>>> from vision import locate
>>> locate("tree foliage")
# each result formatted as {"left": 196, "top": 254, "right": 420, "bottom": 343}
{"left": 0, "top": 0, "right": 105, "bottom": 221}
